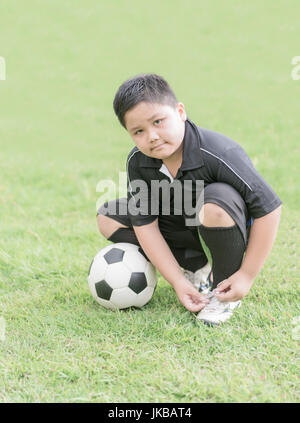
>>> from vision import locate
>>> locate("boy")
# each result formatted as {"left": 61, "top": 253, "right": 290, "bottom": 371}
{"left": 96, "top": 74, "right": 282, "bottom": 326}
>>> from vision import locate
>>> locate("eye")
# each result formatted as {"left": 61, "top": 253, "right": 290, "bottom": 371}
{"left": 154, "top": 119, "right": 162, "bottom": 125}
{"left": 134, "top": 129, "right": 143, "bottom": 135}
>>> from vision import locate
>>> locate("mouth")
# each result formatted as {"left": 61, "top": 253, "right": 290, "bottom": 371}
{"left": 151, "top": 142, "right": 165, "bottom": 151}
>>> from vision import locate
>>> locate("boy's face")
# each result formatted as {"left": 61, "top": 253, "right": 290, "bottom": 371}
{"left": 124, "top": 102, "right": 187, "bottom": 160}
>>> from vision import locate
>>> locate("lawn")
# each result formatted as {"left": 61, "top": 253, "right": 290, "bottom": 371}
{"left": 0, "top": 0, "right": 299, "bottom": 403}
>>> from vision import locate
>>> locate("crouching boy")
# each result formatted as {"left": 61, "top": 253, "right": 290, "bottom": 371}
{"left": 97, "top": 74, "right": 282, "bottom": 326}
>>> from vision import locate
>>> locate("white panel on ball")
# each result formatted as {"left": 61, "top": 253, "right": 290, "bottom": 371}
{"left": 104, "top": 262, "right": 131, "bottom": 289}
{"left": 94, "top": 296, "right": 118, "bottom": 310}
{"left": 134, "top": 286, "right": 155, "bottom": 308}
{"left": 110, "top": 287, "right": 138, "bottom": 309}
{"left": 144, "top": 262, "right": 157, "bottom": 288}
{"left": 88, "top": 277, "right": 99, "bottom": 301}
{"left": 123, "top": 250, "right": 147, "bottom": 273}
{"left": 88, "top": 255, "right": 107, "bottom": 283}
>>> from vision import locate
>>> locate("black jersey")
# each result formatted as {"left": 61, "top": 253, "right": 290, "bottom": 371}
{"left": 126, "top": 118, "right": 282, "bottom": 227}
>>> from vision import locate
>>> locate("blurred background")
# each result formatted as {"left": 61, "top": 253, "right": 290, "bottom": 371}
{"left": 1, "top": 1, "right": 299, "bottom": 185}
{"left": 0, "top": 0, "right": 299, "bottom": 403}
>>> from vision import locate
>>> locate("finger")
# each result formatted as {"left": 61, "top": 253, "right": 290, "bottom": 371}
{"left": 184, "top": 297, "right": 199, "bottom": 312}
{"left": 216, "top": 278, "right": 231, "bottom": 289}
{"left": 189, "top": 289, "right": 209, "bottom": 302}
{"left": 214, "top": 291, "right": 236, "bottom": 302}
{"left": 214, "top": 279, "right": 231, "bottom": 293}
{"left": 188, "top": 301, "right": 207, "bottom": 313}
{"left": 191, "top": 296, "right": 209, "bottom": 306}
{"left": 195, "top": 295, "right": 210, "bottom": 304}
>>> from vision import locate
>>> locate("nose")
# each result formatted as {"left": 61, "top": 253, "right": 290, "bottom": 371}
{"left": 148, "top": 130, "right": 159, "bottom": 143}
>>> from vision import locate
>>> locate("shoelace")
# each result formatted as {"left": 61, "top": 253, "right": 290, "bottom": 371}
{"left": 202, "top": 295, "right": 229, "bottom": 313}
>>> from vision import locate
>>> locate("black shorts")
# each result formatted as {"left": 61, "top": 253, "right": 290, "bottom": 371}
{"left": 97, "top": 182, "right": 253, "bottom": 255}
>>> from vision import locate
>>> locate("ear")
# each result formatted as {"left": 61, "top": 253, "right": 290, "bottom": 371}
{"left": 176, "top": 102, "right": 187, "bottom": 121}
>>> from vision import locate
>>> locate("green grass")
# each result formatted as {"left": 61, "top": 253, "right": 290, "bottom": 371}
{"left": 0, "top": 0, "right": 300, "bottom": 403}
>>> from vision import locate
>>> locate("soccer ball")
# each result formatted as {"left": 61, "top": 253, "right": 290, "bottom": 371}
{"left": 88, "top": 243, "right": 157, "bottom": 310}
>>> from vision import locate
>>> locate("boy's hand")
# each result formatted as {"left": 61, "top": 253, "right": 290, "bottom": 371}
{"left": 173, "top": 278, "right": 210, "bottom": 312}
{"left": 213, "top": 270, "right": 254, "bottom": 302}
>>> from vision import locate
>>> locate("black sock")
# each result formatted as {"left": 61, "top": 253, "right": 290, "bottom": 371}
{"left": 107, "top": 228, "right": 148, "bottom": 259}
{"left": 172, "top": 249, "right": 208, "bottom": 272}
{"left": 108, "top": 227, "right": 139, "bottom": 246}
{"left": 108, "top": 228, "right": 207, "bottom": 271}
{"left": 198, "top": 224, "right": 246, "bottom": 290}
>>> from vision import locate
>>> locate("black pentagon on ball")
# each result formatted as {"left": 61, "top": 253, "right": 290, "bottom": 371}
{"left": 103, "top": 248, "right": 124, "bottom": 264}
{"left": 128, "top": 272, "right": 147, "bottom": 294}
{"left": 95, "top": 280, "right": 113, "bottom": 300}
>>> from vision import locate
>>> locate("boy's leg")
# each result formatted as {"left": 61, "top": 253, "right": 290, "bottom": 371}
{"left": 198, "top": 182, "right": 250, "bottom": 291}
{"left": 97, "top": 197, "right": 141, "bottom": 249}
{"left": 97, "top": 214, "right": 128, "bottom": 239}
{"left": 96, "top": 198, "right": 208, "bottom": 270}
{"left": 196, "top": 183, "right": 252, "bottom": 325}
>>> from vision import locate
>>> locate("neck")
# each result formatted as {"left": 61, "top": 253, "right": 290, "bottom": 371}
{"left": 162, "top": 143, "right": 183, "bottom": 178}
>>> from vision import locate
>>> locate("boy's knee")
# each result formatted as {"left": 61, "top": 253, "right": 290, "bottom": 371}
{"left": 199, "top": 203, "right": 235, "bottom": 227}
{"left": 97, "top": 214, "right": 128, "bottom": 239}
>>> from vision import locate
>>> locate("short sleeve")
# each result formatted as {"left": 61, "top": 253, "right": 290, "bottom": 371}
{"left": 204, "top": 145, "right": 282, "bottom": 218}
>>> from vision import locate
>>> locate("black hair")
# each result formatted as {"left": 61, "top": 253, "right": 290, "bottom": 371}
{"left": 113, "top": 73, "right": 178, "bottom": 129}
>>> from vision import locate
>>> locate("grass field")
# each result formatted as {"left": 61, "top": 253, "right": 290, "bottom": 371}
{"left": 0, "top": 0, "right": 299, "bottom": 403}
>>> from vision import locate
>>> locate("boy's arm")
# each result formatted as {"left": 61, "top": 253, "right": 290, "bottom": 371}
{"left": 133, "top": 219, "right": 209, "bottom": 312}
{"left": 214, "top": 205, "right": 282, "bottom": 302}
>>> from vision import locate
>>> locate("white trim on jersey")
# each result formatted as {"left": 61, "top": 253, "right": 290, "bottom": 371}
{"left": 126, "top": 150, "right": 140, "bottom": 203}
{"left": 200, "top": 148, "right": 253, "bottom": 192}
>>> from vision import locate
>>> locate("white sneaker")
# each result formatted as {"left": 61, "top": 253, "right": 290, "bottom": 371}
{"left": 183, "top": 262, "right": 212, "bottom": 293}
{"left": 196, "top": 291, "right": 241, "bottom": 326}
